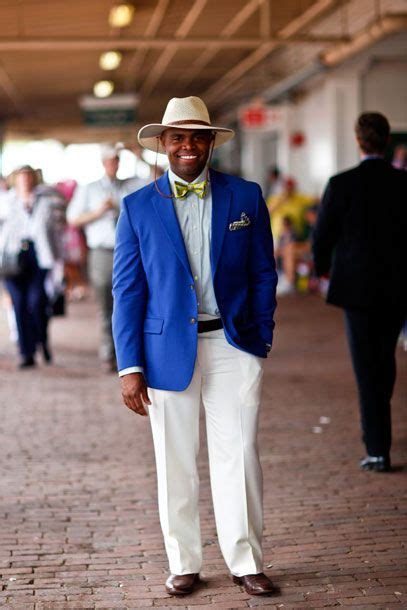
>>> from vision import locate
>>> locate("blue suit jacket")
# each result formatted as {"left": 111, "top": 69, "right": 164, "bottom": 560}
{"left": 112, "top": 169, "right": 277, "bottom": 391}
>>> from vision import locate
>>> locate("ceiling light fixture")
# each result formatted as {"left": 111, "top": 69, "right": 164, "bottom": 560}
{"left": 108, "top": 3, "right": 134, "bottom": 28}
{"left": 93, "top": 80, "right": 115, "bottom": 98}
{"left": 99, "top": 51, "right": 123, "bottom": 70}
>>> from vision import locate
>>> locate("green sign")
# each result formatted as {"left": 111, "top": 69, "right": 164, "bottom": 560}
{"left": 83, "top": 108, "right": 136, "bottom": 126}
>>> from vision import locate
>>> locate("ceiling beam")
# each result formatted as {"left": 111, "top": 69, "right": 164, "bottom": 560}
{"left": 322, "top": 13, "right": 407, "bottom": 66}
{"left": 139, "top": 44, "right": 178, "bottom": 96}
{"left": 180, "top": 0, "right": 267, "bottom": 88}
{"left": 4, "top": 116, "right": 139, "bottom": 144}
{"left": 175, "top": 0, "right": 208, "bottom": 37}
{"left": 140, "top": 0, "right": 209, "bottom": 97}
{"left": 260, "top": 0, "right": 271, "bottom": 39}
{"left": 125, "top": 0, "right": 171, "bottom": 90}
{"left": 278, "top": 0, "right": 341, "bottom": 39}
{"left": 0, "top": 61, "right": 25, "bottom": 113}
{"left": 144, "top": 0, "right": 171, "bottom": 38}
{"left": 0, "top": 35, "right": 348, "bottom": 51}
{"left": 222, "top": 0, "right": 264, "bottom": 37}
{"left": 203, "top": 0, "right": 343, "bottom": 105}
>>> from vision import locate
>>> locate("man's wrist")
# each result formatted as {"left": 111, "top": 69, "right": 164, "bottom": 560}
{"left": 118, "top": 366, "right": 144, "bottom": 377}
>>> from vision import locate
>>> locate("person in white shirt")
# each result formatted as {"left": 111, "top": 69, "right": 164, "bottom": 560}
{"left": 67, "top": 144, "right": 145, "bottom": 371}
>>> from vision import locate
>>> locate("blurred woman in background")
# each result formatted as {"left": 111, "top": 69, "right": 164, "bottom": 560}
{"left": 0, "top": 165, "right": 64, "bottom": 368}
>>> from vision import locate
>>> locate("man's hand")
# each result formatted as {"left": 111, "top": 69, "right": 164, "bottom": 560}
{"left": 70, "top": 198, "right": 117, "bottom": 228}
{"left": 121, "top": 373, "right": 151, "bottom": 416}
{"left": 100, "top": 198, "right": 115, "bottom": 215}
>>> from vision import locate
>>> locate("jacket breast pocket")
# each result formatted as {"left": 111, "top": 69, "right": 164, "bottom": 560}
{"left": 228, "top": 228, "right": 251, "bottom": 248}
{"left": 144, "top": 317, "right": 164, "bottom": 334}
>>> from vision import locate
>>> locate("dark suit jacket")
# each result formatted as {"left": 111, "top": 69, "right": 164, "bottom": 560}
{"left": 313, "top": 158, "right": 407, "bottom": 310}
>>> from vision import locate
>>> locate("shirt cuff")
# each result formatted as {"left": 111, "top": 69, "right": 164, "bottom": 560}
{"left": 118, "top": 366, "right": 144, "bottom": 377}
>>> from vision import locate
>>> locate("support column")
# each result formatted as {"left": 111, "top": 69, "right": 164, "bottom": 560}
{"left": 241, "top": 130, "right": 265, "bottom": 187}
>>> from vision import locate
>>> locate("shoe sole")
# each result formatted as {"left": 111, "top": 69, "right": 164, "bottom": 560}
{"left": 165, "top": 576, "right": 200, "bottom": 596}
{"left": 233, "top": 575, "right": 274, "bottom": 595}
{"left": 165, "top": 587, "right": 193, "bottom": 596}
{"left": 360, "top": 464, "right": 391, "bottom": 472}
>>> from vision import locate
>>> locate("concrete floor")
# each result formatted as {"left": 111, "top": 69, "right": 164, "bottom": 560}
{"left": 0, "top": 292, "right": 406, "bottom": 609}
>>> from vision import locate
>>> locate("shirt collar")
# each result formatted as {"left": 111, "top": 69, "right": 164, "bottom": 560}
{"left": 361, "top": 154, "right": 384, "bottom": 161}
{"left": 15, "top": 189, "right": 38, "bottom": 211}
{"left": 168, "top": 167, "right": 208, "bottom": 189}
{"left": 101, "top": 175, "right": 119, "bottom": 187}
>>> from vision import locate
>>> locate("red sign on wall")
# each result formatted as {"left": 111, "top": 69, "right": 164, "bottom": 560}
{"left": 239, "top": 104, "right": 285, "bottom": 131}
{"left": 240, "top": 106, "right": 268, "bottom": 128}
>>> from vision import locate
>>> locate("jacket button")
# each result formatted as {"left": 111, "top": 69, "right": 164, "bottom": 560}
{"left": 190, "top": 317, "right": 196, "bottom": 324}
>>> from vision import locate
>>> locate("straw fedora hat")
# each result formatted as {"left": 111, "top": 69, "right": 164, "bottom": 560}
{"left": 138, "top": 96, "right": 234, "bottom": 153}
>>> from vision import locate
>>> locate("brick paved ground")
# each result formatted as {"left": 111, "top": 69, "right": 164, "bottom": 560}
{"left": 0, "top": 291, "right": 406, "bottom": 609}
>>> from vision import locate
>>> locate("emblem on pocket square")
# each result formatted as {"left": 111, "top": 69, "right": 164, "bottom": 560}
{"left": 229, "top": 212, "right": 251, "bottom": 231}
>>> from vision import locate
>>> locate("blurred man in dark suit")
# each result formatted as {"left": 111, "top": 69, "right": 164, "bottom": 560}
{"left": 313, "top": 112, "right": 407, "bottom": 472}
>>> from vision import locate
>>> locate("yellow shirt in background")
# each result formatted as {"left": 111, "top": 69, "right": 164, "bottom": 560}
{"left": 267, "top": 192, "right": 315, "bottom": 242}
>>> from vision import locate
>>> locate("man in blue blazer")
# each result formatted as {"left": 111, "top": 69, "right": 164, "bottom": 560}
{"left": 112, "top": 97, "right": 278, "bottom": 596}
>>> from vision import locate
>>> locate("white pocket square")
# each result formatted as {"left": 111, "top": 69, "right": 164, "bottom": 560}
{"left": 229, "top": 212, "right": 251, "bottom": 231}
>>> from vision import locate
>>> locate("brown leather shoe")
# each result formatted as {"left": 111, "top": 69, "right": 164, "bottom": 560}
{"left": 165, "top": 573, "right": 200, "bottom": 596}
{"left": 233, "top": 572, "right": 275, "bottom": 595}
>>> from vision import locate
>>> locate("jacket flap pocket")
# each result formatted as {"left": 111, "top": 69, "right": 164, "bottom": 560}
{"left": 144, "top": 317, "right": 164, "bottom": 334}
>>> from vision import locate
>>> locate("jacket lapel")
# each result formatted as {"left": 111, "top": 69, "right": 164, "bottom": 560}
{"left": 210, "top": 170, "right": 231, "bottom": 276}
{"left": 152, "top": 172, "right": 192, "bottom": 277}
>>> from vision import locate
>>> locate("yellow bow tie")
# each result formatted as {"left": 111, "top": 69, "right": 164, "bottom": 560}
{"left": 174, "top": 180, "right": 207, "bottom": 200}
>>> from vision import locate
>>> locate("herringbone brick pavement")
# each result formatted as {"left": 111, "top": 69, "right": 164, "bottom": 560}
{"left": 0, "top": 292, "right": 406, "bottom": 609}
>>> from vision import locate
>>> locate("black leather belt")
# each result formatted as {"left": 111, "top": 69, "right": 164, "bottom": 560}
{"left": 198, "top": 318, "right": 223, "bottom": 333}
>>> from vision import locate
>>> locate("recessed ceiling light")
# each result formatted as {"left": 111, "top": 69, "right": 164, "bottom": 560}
{"left": 109, "top": 3, "right": 134, "bottom": 28}
{"left": 99, "top": 51, "right": 122, "bottom": 70}
{"left": 93, "top": 80, "right": 115, "bottom": 98}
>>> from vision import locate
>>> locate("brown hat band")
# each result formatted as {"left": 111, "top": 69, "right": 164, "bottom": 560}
{"left": 167, "top": 119, "right": 212, "bottom": 127}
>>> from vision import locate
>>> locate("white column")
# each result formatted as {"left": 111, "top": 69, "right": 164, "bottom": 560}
{"left": 241, "top": 130, "right": 265, "bottom": 187}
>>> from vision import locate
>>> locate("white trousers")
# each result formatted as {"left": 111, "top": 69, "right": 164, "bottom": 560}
{"left": 148, "top": 329, "right": 264, "bottom": 576}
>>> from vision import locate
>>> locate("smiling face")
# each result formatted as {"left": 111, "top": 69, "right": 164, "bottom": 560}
{"left": 160, "top": 128, "right": 214, "bottom": 182}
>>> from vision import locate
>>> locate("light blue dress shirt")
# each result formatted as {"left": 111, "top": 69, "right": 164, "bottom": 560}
{"left": 169, "top": 168, "right": 220, "bottom": 319}
{"left": 119, "top": 168, "right": 220, "bottom": 377}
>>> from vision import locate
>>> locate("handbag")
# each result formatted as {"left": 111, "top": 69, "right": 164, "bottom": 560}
{"left": 0, "top": 240, "right": 30, "bottom": 278}
{"left": 50, "top": 291, "right": 66, "bottom": 317}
